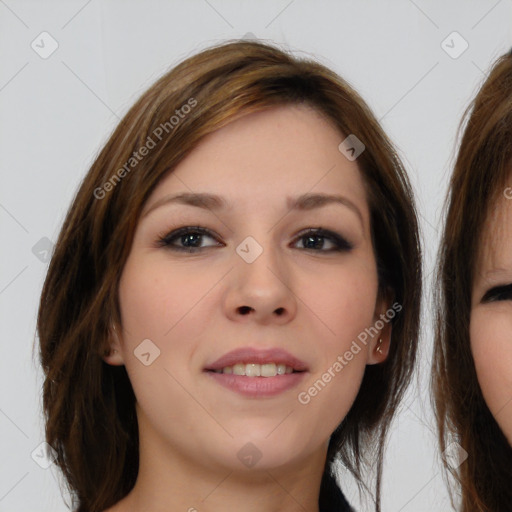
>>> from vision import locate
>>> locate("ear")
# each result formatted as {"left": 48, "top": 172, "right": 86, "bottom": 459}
{"left": 366, "top": 292, "right": 394, "bottom": 365}
{"left": 102, "top": 323, "right": 125, "bottom": 366}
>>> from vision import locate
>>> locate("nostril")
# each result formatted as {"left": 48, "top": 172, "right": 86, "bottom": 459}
{"left": 238, "top": 306, "right": 252, "bottom": 315}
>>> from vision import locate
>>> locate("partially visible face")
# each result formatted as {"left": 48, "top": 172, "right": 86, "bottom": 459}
{"left": 108, "top": 104, "right": 390, "bottom": 474}
{"left": 471, "top": 181, "right": 512, "bottom": 445}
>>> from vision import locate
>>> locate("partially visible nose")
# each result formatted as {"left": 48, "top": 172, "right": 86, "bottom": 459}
{"left": 222, "top": 236, "right": 298, "bottom": 326}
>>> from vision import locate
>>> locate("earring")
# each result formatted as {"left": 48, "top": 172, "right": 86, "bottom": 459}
{"left": 376, "top": 338, "right": 383, "bottom": 354}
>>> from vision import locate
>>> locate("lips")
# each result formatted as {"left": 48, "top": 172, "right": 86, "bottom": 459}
{"left": 204, "top": 347, "right": 309, "bottom": 373}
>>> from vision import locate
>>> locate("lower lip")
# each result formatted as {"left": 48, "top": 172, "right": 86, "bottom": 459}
{"left": 204, "top": 371, "right": 307, "bottom": 397}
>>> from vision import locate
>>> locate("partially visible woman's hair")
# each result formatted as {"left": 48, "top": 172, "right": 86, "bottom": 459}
{"left": 36, "top": 39, "right": 421, "bottom": 512}
{"left": 432, "top": 50, "right": 512, "bottom": 511}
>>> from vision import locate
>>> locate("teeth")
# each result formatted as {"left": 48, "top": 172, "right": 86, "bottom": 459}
{"left": 261, "top": 363, "right": 276, "bottom": 377}
{"left": 216, "top": 363, "right": 296, "bottom": 377}
{"left": 245, "top": 363, "right": 261, "bottom": 377}
{"left": 232, "top": 364, "right": 245, "bottom": 375}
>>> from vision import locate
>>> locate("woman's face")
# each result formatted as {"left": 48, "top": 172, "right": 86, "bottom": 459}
{"left": 107, "top": 105, "right": 390, "bottom": 474}
{"left": 471, "top": 185, "right": 512, "bottom": 445}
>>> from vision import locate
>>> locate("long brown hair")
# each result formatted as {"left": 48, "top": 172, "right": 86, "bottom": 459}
{"left": 35, "top": 39, "right": 421, "bottom": 512}
{"left": 432, "top": 50, "right": 512, "bottom": 511}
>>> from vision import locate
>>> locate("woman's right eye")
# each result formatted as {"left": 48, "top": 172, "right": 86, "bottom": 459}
{"left": 481, "top": 283, "right": 512, "bottom": 303}
{"left": 156, "top": 226, "right": 222, "bottom": 252}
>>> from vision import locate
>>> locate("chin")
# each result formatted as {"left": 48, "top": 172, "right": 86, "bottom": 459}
{"left": 212, "top": 436, "right": 310, "bottom": 472}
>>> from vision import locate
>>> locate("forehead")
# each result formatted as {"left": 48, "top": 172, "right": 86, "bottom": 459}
{"left": 150, "top": 104, "right": 369, "bottom": 216}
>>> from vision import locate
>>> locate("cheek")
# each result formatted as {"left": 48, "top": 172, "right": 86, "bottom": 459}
{"left": 116, "top": 256, "right": 215, "bottom": 405}
{"left": 116, "top": 257, "right": 215, "bottom": 437}
{"left": 470, "top": 308, "right": 512, "bottom": 441}
{"left": 293, "top": 261, "right": 379, "bottom": 422}
{"left": 301, "top": 257, "right": 379, "bottom": 348}
{"left": 118, "top": 256, "right": 213, "bottom": 345}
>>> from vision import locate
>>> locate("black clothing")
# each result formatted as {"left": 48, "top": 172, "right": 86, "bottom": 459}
{"left": 319, "top": 472, "right": 355, "bottom": 512}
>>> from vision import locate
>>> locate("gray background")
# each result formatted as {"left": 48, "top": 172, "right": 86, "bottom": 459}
{"left": 1, "top": 1, "right": 511, "bottom": 511}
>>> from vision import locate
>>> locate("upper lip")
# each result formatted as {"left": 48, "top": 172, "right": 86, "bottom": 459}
{"left": 204, "top": 347, "right": 308, "bottom": 372}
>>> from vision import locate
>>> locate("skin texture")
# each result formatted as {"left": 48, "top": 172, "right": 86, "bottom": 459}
{"left": 102, "top": 105, "right": 391, "bottom": 512}
{"left": 471, "top": 189, "right": 512, "bottom": 446}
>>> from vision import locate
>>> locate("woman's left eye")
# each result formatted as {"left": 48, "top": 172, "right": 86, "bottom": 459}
{"left": 155, "top": 226, "right": 353, "bottom": 253}
{"left": 292, "top": 228, "right": 353, "bottom": 252}
{"left": 481, "top": 283, "right": 512, "bottom": 303}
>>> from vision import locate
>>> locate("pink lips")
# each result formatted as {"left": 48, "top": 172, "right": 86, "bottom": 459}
{"left": 204, "top": 347, "right": 308, "bottom": 372}
{"left": 204, "top": 347, "right": 308, "bottom": 398}
{"left": 206, "top": 371, "right": 307, "bottom": 397}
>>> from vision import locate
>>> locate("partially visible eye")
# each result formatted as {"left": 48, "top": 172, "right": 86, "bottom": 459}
{"left": 481, "top": 283, "right": 512, "bottom": 303}
{"left": 292, "top": 227, "right": 353, "bottom": 252}
{"left": 155, "top": 226, "right": 222, "bottom": 252}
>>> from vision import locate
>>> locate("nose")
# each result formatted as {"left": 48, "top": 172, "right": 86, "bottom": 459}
{"left": 223, "top": 238, "right": 298, "bottom": 326}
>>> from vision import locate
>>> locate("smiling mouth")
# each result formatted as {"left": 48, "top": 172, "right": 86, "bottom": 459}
{"left": 206, "top": 362, "right": 304, "bottom": 377}
{"left": 204, "top": 364, "right": 307, "bottom": 398}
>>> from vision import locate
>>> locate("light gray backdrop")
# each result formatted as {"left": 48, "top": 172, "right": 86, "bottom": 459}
{"left": 1, "top": 1, "right": 511, "bottom": 511}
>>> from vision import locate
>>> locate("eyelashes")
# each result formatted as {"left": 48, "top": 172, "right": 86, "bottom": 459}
{"left": 155, "top": 225, "right": 354, "bottom": 254}
{"left": 156, "top": 226, "right": 222, "bottom": 252}
{"left": 481, "top": 283, "right": 512, "bottom": 303}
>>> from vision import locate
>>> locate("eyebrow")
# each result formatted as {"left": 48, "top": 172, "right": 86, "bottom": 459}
{"left": 142, "top": 192, "right": 364, "bottom": 227}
